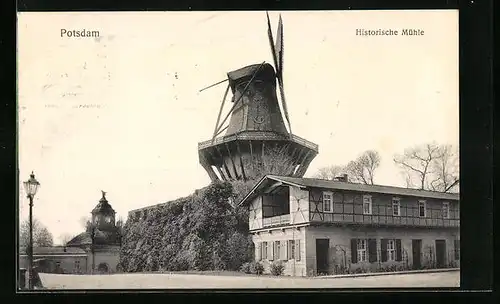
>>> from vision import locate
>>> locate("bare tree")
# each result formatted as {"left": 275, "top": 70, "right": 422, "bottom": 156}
{"left": 429, "top": 144, "right": 460, "bottom": 193}
{"left": 79, "top": 215, "right": 92, "bottom": 232}
{"left": 19, "top": 218, "right": 54, "bottom": 249}
{"left": 394, "top": 142, "right": 459, "bottom": 193}
{"left": 244, "top": 144, "right": 298, "bottom": 180}
{"left": 345, "top": 150, "right": 381, "bottom": 185}
{"left": 59, "top": 233, "right": 74, "bottom": 246}
{"left": 313, "top": 165, "right": 346, "bottom": 180}
{"left": 313, "top": 150, "right": 381, "bottom": 184}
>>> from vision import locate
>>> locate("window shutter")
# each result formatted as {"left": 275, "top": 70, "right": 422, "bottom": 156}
{"left": 284, "top": 241, "right": 289, "bottom": 260}
{"left": 381, "top": 239, "right": 388, "bottom": 262}
{"left": 276, "top": 241, "right": 281, "bottom": 260}
{"left": 296, "top": 240, "right": 301, "bottom": 261}
{"left": 368, "top": 239, "right": 377, "bottom": 263}
{"left": 256, "top": 243, "right": 262, "bottom": 261}
{"left": 350, "top": 239, "right": 358, "bottom": 264}
{"left": 395, "top": 239, "right": 402, "bottom": 261}
{"left": 454, "top": 240, "right": 460, "bottom": 260}
{"left": 262, "top": 242, "right": 267, "bottom": 260}
{"left": 269, "top": 241, "right": 274, "bottom": 261}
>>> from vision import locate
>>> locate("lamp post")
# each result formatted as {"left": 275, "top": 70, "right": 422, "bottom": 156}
{"left": 90, "top": 224, "right": 96, "bottom": 274}
{"left": 23, "top": 171, "right": 40, "bottom": 290}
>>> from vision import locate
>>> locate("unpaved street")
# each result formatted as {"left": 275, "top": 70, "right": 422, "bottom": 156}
{"left": 38, "top": 270, "right": 459, "bottom": 289}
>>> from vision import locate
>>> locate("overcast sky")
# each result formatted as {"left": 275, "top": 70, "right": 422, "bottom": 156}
{"left": 17, "top": 10, "right": 458, "bottom": 245}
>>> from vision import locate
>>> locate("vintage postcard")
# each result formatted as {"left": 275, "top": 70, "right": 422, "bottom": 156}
{"left": 17, "top": 10, "right": 459, "bottom": 290}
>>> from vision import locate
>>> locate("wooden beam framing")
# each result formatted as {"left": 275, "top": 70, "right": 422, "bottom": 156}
{"left": 216, "top": 166, "right": 227, "bottom": 181}
{"left": 296, "top": 151, "right": 314, "bottom": 177}
{"left": 249, "top": 140, "right": 254, "bottom": 159}
{"left": 293, "top": 147, "right": 306, "bottom": 176}
{"left": 295, "top": 150, "right": 312, "bottom": 177}
{"left": 236, "top": 141, "right": 247, "bottom": 181}
{"left": 199, "top": 153, "right": 220, "bottom": 181}
{"left": 215, "top": 145, "right": 233, "bottom": 180}
{"left": 225, "top": 142, "right": 240, "bottom": 180}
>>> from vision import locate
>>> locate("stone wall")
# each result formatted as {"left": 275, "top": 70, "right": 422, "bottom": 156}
{"left": 92, "top": 246, "right": 120, "bottom": 273}
{"left": 19, "top": 255, "right": 88, "bottom": 274}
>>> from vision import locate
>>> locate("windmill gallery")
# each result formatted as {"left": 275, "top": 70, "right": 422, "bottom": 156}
{"left": 125, "top": 13, "right": 460, "bottom": 277}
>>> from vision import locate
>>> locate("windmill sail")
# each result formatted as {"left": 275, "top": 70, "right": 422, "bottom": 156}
{"left": 274, "top": 15, "right": 292, "bottom": 136}
{"left": 266, "top": 12, "right": 279, "bottom": 73}
{"left": 275, "top": 15, "right": 284, "bottom": 76}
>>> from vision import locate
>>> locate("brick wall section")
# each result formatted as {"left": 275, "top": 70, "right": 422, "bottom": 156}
{"left": 304, "top": 225, "right": 460, "bottom": 276}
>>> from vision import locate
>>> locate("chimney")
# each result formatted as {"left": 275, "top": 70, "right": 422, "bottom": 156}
{"left": 334, "top": 174, "right": 349, "bottom": 182}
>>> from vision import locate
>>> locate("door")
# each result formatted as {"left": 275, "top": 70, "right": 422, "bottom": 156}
{"left": 316, "top": 239, "right": 330, "bottom": 275}
{"left": 435, "top": 240, "right": 446, "bottom": 268}
{"left": 412, "top": 239, "right": 422, "bottom": 269}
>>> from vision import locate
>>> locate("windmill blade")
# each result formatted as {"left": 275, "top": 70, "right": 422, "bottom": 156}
{"left": 275, "top": 14, "right": 284, "bottom": 77}
{"left": 274, "top": 15, "right": 292, "bottom": 136}
{"left": 212, "top": 83, "right": 230, "bottom": 143}
{"left": 277, "top": 77, "right": 292, "bottom": 136}
{"left": 266, "top": 11, "right": 279, "bottom": 73}
{"left": 199, "top": 78, "right": 228, "bottom": 93}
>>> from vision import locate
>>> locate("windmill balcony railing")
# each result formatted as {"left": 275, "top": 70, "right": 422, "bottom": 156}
{"left": 263, "top": 214, "right": 291, "bottom": 227}
{"left": 198, "top": 132, "right": 318, "bottom": 151}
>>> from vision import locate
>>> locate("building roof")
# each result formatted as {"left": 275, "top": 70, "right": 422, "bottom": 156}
{"left": 66, "top": 229, "right": 120, "bottom": 247}
{"left": 92, "top": 191, "right": 116, "bottom": 215}
{"left": 19, "top": 246, "right": 87, "bottom": 255}
{"left": 227, "top": 63, "right": 276, "bottom": 93}
{"left": 239, "top": 175, "right": 460, "bottom": 206}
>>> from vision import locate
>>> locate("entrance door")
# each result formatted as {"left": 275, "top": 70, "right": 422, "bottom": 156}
{"left": 316, "top": 239, "right": 330, "bottom": 275}
{"left": 435, "top": 240, "right": 446, "bottom": 268}
{"left": 412, "top": 239, "right": 422, "bottom": 269}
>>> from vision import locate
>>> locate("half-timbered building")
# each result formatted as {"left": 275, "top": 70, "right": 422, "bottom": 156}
{"left": 238, "top": 175, "right": 460, "bottom": 276}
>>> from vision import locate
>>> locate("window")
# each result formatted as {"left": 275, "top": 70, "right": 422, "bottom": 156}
{"left": 442, "top": 202, "right": 450, "bottom": 219}
{"left": 392, "top": 198, "right": 401, "bottom": 216}
{"left": 323, "top": 191, "right": 333, "bottom": 212}
{"left": 418, "top": 200, "right": 426, "bottom": 217}
{"left": 262, "top": 242, "right": 268, "bottom": 259}
{"left": 363, "top": 195, "right": 372, "bottom": 215}
{"left": 357, "top": 239, "right": 367, "bottom": 262}
{"left": 74, "top": 260, "right": 80, "bottom": 271}
{"left": 387, "top": 240, "right": 396, "bottom": 261}
{"left": 288, "top": 240, "right": 295, "bottom": 259}
{"left": 274, "top": 241, "right": 281, "bottom": 260}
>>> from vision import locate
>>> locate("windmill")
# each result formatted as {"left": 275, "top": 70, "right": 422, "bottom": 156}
{"left": 197, "top": 12, "right": 319, "bottom": 182}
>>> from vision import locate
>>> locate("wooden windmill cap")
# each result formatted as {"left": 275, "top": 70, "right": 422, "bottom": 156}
{"left": 227, "top": 63, "right": 276, "bottom": 94}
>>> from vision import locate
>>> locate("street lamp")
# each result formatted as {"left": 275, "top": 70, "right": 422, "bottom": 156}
{"left": 23, "top": 171, "right": 40, "bottom": 290}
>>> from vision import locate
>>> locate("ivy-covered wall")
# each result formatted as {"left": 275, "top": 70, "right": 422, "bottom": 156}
{"left": 119, "top": 180, "right": 256, "bottom": 272}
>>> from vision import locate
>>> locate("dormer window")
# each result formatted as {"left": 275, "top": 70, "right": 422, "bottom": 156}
{"left": 442, "top": 202, "right": 450, "bottom": 219}
{"left": 418, "top": 200, "right": 426, "bottom": 217}
{"left": 392, "top": 198, "right": 401, "bottom": 216}
{"left": 322, "top": 191, "right": 333, "bottom": 213}
{"left": 363, "top": 195, "right": 372, "bottom": 215}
